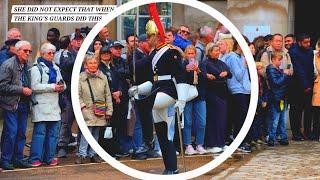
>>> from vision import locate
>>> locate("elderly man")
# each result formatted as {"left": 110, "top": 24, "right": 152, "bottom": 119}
{"left": 0, "top": 40, "right": 33, "bottom": 170}
{"left": 7, "top": 28, "right": 22, "bottom": 40}
{"left": 98, "top": 27, "right": 111, "bottom": 46}
{"left": 0, "top": 28, "right": 22, "bottom": 65}
{"left": 195, "top": 26, "right": 214, "bottom": 62}
{"left": 260, "top": 33, "right": 293, "bottom": 74}
{"left": 173, "top": 25, "right": 192, "bottom": 51}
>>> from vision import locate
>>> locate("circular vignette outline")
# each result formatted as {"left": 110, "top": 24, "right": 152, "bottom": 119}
{"left": 71, "top": 0, "right": 258, "bottom": 179}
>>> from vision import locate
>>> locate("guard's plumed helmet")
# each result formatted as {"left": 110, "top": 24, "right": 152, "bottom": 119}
{"left": 146, "top": 19, "right": 159, "bottom": 36}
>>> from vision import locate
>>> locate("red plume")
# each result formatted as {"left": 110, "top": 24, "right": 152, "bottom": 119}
{"left": 148, "top": 3, "right": 165, "bottom": 43}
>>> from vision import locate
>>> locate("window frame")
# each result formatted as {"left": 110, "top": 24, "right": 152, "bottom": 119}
{"left": 116, "top": 0, "right": 172, "bottom": 40}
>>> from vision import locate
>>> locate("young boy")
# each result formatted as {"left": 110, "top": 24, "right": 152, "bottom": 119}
{"left": 266, "top": 52, "right": 291, "bottom": 146}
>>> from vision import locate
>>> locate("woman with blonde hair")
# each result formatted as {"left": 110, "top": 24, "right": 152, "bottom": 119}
{"left": 182, "top": 45, "right": 207, "bottom": 155}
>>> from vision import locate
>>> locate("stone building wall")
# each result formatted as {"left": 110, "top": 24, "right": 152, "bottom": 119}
{"left": 227, "top": 0, "right": 290, "bottom": 38}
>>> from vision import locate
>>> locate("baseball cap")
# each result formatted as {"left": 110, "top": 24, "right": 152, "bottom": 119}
{"left": 100, "top": 46, "right": 111, "bottom": 54}
{"left": 109, "top": 40, "right": 124, "bottom": 48}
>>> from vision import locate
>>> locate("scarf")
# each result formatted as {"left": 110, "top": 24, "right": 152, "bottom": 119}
{"left": 86, "top": 69, "right": 101, "bottom": 78}
{"left": 38, "top": 57, "right": 57, "bottom": 83}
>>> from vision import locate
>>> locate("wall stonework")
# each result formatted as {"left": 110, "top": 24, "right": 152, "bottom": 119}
{"left": 0, "top": 0, "right": 8, "bottom": 44}
{"left": 172, "top": 1, "right": 228, "bottom": 34}
{"left": 227, "top": 0, "right": 289, "bottom": 37}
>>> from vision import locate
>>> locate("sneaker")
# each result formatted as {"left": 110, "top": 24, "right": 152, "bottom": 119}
{"left": 257, "top": 139, "right": 264, "bottom": 144}
{"left": 75, "top": 156, "right": 86, "bottom": 164}
{"left": 13, "top": 160, "right": 32, "bottom": 168}
{"left": 222, "top": 145, "right": 229, "bottom": 151}
{"left": 30, "top": 160, "right": 42, "bottom": 167}
{"left": 114, "top": 152, "right": 130, "bottom": 158}
{"left": 145, "top": 150, "right": 161, "bottom": 158}
{"left": 292, "top": 136, "right": 304, "bottom": 141}
{"left": 156, "top": 150, "right": 162, "bottom": 157}
{"left": 251, "top": 140, "right": 258, "bottom": 146}
{"left": 49, "top": 158, "right": 59, "bottom": 166}
{"left": 131, "top": 153, "right": 147, "bottom": 160}
{"left": 268, "top": 140, "right": 275, "bottom": 147}
{"left": 237, "top": 145, "right": 252, "bottom": 153}
{"left": 90, "top": 155, "right": 102, "bottom": 163}
{"left": 57, "top": 148, "right": 67, "bottom": 158}
{"left": 279, "top": 139, "right": 289, "bottom": 146}
{"left": 196, "top": 145, "right": 207, "bottom": 155}
{"left": 207, "top": 147, "right": 223, "bottom": 154}
{"left": 135, "top": 146, "right": 148, "bottom": 154}
{"left": 1, "top": 163, "right": 14, "bottom": 170}
{"left": 185, "top": 145, "right": 197, "bottom": 155}
{"left": 68, "top": 136, "right": 78, "bottom": 147}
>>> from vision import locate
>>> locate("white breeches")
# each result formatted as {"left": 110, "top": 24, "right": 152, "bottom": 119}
{"left": 152, "top": 92, "right": 176, "bottom": 140}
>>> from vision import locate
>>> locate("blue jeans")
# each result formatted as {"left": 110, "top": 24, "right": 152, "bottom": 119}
{"left": 78, "top": 127, "right": 99, "bottom": 157}
{"left": 268, "top": 101, "right": 288, "bottom": 141}
{"left": 132, "top": 105, "right": 143, "bottom": 151}
{"left": 183, "top": 100, "right": 206, "bottom": 145}
{"left": 29, "top": 121, "right": 61, "bottom": 164}
{"left": 1, "top": 102, "right": 28, "bottom": 164}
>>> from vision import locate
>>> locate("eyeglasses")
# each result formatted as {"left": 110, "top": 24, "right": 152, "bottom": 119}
{"left": 22, "top": 49, "right": 32, "bottom": 54}
{"left": 181, "top": 30, "right": 191, "bottom": 35}
{"left": 47, "top": 51, "right": 56, "bottom": 55}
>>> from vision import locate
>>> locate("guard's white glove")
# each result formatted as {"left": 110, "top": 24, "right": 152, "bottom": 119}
{"left": 175, "top": 83, "right": 189, "bottom": 115}
{"left": 128, "top": 85, "right": 138, "bottom": 99}
{"left": 174, "top": 100, "right": 186, "bottom": 115}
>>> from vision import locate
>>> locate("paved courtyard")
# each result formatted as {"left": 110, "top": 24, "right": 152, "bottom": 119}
{"left": 215, "top": 140, "right": 320, "bottom": 179}
{"left": 0, "top": 140, "right": 319, "bottom": 179}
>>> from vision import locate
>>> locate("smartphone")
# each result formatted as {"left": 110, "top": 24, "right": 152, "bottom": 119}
{"left": 287, "top": 64, "right": 291, "bottom": 69}
{"left": 57, "top": 79, "right": 64, "bottom": 85}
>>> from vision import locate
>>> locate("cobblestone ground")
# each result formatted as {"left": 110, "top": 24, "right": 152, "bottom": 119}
{"left": 214, "top": 140, "right": 320, "bottom": 179}
{"left": 1, "top": 140, "right": 319, "bottom": 179}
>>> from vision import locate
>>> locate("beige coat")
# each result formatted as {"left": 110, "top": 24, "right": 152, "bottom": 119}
{"left": 79, "top": 71, "right": 113, "bottom": 126}
{"left": 312, "top": 55, "right": 320, "bottom": 106}
{"left": 260, "top": 46, "right": 293, "bottom": 75}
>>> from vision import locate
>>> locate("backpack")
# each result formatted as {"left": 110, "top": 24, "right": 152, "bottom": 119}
{"left": 33, "top": 60, "right": 44, "bottom": 83}
{"left": 196, "top": 46, "right": 205, "bottom": 62}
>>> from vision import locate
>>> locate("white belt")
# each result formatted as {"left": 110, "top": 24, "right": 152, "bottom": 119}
{"left": 157, "top": 75, "right": 172, "bottom": 81}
